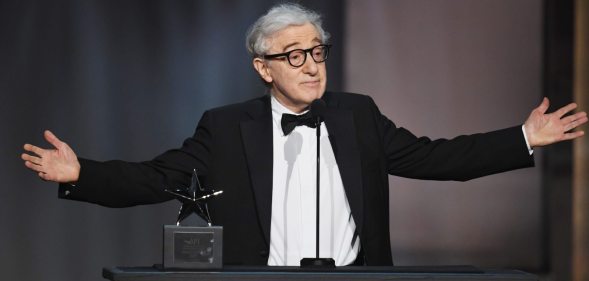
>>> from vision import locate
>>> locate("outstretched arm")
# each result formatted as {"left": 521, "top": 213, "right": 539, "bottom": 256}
{"left": 524, "top": 97, "right": 588, "bottom": 147}
{"left": 21, "top": 130, "right": 80, "bottom": 183}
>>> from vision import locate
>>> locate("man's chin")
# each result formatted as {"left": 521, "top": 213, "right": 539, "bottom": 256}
{"left": 303, "top": 95, "right": 323, "bottom": 106}
{"left": 303, "top": 89, "right": 325, "bottom": 102}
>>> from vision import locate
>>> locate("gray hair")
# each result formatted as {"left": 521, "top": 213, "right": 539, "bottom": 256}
{"left": 245, "top": 3, "right": 330, "bottom": 57}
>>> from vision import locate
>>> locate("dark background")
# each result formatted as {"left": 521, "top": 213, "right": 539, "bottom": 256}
{"left": 0, "top": 1, "right": 577, "bottom": 281}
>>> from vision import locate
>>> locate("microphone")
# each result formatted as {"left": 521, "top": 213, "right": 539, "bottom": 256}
{"left": 300, "top": 99, "right": 335, "bottom": 268}
{"left": 310, "top": 99, "right": 326, "bottom": 124}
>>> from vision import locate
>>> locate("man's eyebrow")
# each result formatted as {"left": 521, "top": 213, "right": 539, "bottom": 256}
{"left": 282, "top": 42, "right": 301, "bottom": 52}
{"left": 281, "top": 37, "right": 322, "bottom": 52}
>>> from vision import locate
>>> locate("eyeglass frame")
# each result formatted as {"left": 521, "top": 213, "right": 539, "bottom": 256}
{"left": 262, "top": 44, "right": 332, "bottom": 67}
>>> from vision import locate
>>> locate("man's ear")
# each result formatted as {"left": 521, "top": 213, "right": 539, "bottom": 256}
{"left": 253, "top": 58, "right": 273, "bottom": 83}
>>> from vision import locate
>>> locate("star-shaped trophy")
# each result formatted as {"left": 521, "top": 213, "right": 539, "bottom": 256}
{"left": 165, "top": 169, "right": 223, "bottom": 226}
{"left": 163, "top": 169, "right": 224, "bottom": 269}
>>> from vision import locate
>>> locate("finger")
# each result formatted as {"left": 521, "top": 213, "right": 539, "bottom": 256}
{"left": 561, "top": 114, "right": 576, "bottom": 124}
{"left": 574, "top": 111, "right": 588, "bottom": 121}
{"left": 555, "top": 103, "right": 578, "bottom": 118}
{"left": 44, "top": 130, "right": 64, "bottom": 149}
{"left": 24, "top": 160, "right": 44, "bottom": 173}
{"left": 562, "top": 112, "right": 587, "bottom": 127}
{"left": 565, "top": 121, "right": 576, "bottom": 132}
{"left": 21, "top": 153, "right": 42, "bottom": 165}
{"left": 577, "top": 115, "right": 589, "bottom": 125}
{"left": 23, "top": 143, "right": 47, "bottom": 157}
{"left": 571, "top": 111, "right": 588, "bottom": 120}
{"left": 39, "top": 171, "right": 58, "bottom": 181}
{"left": 562, "top": 130, "right": 585, "bottom": 141}
{"left": 536, "top": 97, "right": 549, "bottom": 114}
{"left": 572, "top": 115, "right": 589, "bottom": 129}
{"left": 561, "top": 112, "right": 584, "bottom": 123}
{"left": 38, "top": 172, "right": 50, "bottom": 181}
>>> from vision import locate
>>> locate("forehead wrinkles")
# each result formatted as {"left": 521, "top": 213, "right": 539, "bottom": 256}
{"left": 264, "top": 24, "right": 320, "bottom": 52}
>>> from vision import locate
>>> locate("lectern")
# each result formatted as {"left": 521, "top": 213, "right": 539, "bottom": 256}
{"left": 103, "top": 265, "right": 538, "bottom": 281}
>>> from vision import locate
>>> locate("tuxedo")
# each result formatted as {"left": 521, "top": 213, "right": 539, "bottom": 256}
{"left": 59, "top": 92, "right": 534, "bottom": 265}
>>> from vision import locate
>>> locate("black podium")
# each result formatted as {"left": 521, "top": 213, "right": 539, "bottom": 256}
{"left": 103, "top": 266, "right": 538, "bottom": 281}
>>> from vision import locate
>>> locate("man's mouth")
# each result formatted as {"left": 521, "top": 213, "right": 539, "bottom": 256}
{"left": 301, "top": 80, "right": 320, "bottom": 86}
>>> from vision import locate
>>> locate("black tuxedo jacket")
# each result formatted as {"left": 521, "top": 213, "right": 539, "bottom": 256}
{"left": 59, "top": 92, "right": 534, "bottom": 265}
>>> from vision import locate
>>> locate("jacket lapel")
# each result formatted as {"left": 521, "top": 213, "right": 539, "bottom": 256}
{"left": 240, "top": 96, "right": 273, "bottom": 246}
{"left": 322, "top": 93, "right": 364, "bottom": 236}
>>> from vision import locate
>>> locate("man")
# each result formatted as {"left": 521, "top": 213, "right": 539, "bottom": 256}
{"left": 21, "top": 3, "right": 587, "bottom": 266}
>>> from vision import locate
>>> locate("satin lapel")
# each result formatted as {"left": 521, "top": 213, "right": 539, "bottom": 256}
{"left": 240, "top": 96, "right": 273, "bottom": 245}
{"left": 323, "top": 95, "right": 364, "bottom": 236}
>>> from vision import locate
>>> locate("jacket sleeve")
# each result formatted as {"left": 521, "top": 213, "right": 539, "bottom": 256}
{"left": 58, "top": 111, "right": 215, "bottom": 207}
{"left": 366, "top": 97, "right": 535, "bottom": 181}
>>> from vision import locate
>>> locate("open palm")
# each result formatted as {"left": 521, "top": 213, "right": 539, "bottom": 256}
{"left": 524, "top": 98, "right": 587, "bottom": 147}
{"left": 21, "top": 130, "right": 80, "bottom": 183}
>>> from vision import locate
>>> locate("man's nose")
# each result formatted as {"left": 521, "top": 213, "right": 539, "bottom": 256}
{"left": 301, "top": 53, "right": 319, "bottom": 75}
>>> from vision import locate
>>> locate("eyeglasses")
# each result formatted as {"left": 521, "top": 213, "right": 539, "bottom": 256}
{"left": 263, "top": 44, "right": 331, "bottom": 67}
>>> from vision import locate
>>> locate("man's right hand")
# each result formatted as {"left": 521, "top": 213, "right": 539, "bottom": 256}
{"left": 21, "top": 130, "right": 81, "bottom": 183}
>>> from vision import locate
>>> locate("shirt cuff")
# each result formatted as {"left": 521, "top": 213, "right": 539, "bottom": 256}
{"left": 521, "top": 125, "right": 533, "bottom": 155}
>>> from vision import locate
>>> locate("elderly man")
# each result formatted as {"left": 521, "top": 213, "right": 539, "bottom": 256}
{"left": 21, "top": 3, "right": 587, "bottom": 266}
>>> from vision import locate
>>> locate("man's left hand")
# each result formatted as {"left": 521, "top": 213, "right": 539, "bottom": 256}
{"left": 524, "top": 97, "right": 588, "bottom": 147}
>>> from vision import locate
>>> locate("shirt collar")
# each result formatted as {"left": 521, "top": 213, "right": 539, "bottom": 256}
{"left": 271, "top": 94, "right": 309, "bottom": 116}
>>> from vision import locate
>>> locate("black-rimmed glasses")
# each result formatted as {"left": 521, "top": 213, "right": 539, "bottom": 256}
{"left": 263, "top": 44, "right": 331, "bottom": 67}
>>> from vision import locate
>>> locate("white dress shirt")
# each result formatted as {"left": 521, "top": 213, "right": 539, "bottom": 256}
{"left": 267, "top": 95, "right": 359, "bottom": 266}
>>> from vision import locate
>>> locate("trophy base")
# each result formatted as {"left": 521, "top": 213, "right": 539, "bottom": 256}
{"left": 300, "top": 257, "right": 336, "bottom": 268}
{"left": 163, "top": 225, "right": 223, "bottom": 269}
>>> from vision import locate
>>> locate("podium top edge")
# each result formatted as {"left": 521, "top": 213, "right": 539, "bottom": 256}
{"left": 103, "top": 265, "right": 538, "bottom": 276}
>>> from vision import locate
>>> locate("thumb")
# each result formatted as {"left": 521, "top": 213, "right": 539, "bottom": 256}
{"left": 536, "top": 97, "right": 549, "bottom": 114}
{"left": 44, "top": 130, "right": 64, "bottom": 149}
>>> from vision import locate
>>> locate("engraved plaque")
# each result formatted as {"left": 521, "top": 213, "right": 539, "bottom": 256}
{"left": 163, "top": 225, "right": 223, "bottom": 269}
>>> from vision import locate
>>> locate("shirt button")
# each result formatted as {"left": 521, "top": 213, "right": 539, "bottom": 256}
{"left": 259, "top": 250, "right": 269, "bottom": 257}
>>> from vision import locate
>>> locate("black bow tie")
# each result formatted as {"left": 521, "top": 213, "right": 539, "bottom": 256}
{"left": 281, "top": 111, "right": 317, "bottom": 135}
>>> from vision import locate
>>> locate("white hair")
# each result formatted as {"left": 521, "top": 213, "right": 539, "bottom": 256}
{"left": 245, "top": 3, "right": 330, "bottom": 57}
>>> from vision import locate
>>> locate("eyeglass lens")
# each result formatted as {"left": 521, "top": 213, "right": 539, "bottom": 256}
{"left": 288, "top": 45, "right": 328, "bottom": 67}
